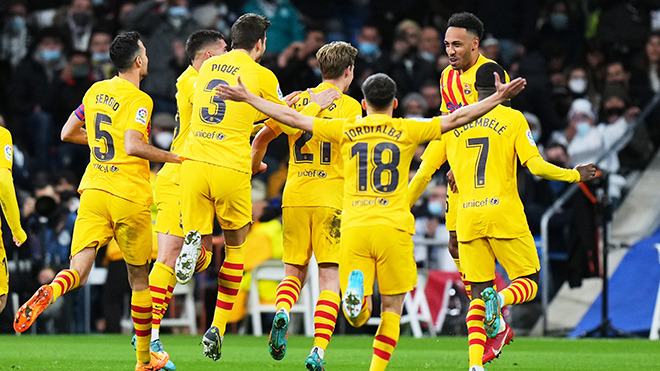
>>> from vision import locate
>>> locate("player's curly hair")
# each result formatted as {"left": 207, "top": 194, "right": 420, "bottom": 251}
{"left": 447, "top": 12, "right": 484, "bottom": 40}
{"left": 361, "top": 73, "right": 397, "bottom": 110}
{"left": 110, "top": 31, "right": 141, "bottom": 73}
{"left": 230, "top": 13, "right": 271, "bottom": 51}
{"left": 185, "top": 30, "right": 225, "bottom": 61}
{"left": 316, "top": 41, "right": 358, "bottom": 80}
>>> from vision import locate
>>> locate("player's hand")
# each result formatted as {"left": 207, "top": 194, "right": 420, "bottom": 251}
{"left": 216, "top": 75, "right": 249, "bottom": 102}
{"left": 308, "top": 88, "right": 341, "bottom": 110}
{"left": 447, "top": 169, "right": 458, "bottom": 193}
{"left": 284, "top": 90, "right": 303, "bottom": 107}
{"left": 13, "top": 236, "right": 24, "bottom": 247}
{"left": 575, "top": 163, "right": 597, "bottom": 182}
{"left": 495, "top": 73, "right": 526, "bottom": 101}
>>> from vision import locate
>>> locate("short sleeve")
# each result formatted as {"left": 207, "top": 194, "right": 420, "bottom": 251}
{"left": 405, "top": 116, "right": 444, "bottom": 144}
{"left": 514, "top": 111, "right": 541, "bottom": 165}
{"left": 127, "top": 95, "right": 153, "bottom": 135}
{"left": 420, "top": 138, "right": 447, "bottom": 170}
{"left": 313, "top": 118, "right": 343, "bottom": 143}
{"left": 0, "top": 129, "right": 13, "bottom": 169}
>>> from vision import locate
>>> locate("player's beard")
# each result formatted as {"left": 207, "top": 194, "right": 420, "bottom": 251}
{"left": 140, "top": 66, "right": 148, "bottom": 80}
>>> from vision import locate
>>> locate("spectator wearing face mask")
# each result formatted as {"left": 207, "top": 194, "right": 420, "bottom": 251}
{"left": 53, "top": 0, "right": 96, "bottom": 52}
{"left": 0, "top": 1, "right": 31, "bottom": 70}
{"left": 349, "top": 24, "right": 388, "bottom": 99}
{"left": 88, "top": 30, "right": 114, "bottom": 81}
{"left": 11, "top": 28, "right": 68, "bottom": 172}
{"left": 566, "top": 65, "right": 600, "bottom": 112}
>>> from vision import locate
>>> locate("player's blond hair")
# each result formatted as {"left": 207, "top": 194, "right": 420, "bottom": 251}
{"left": 316, "top": 41, "right": 358, "bottom": 80}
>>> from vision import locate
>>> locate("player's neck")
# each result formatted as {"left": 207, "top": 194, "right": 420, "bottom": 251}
{"left": 323, "top": 78, "right": 348, "bottom": 93}
{"left": 192, "top": 58, "right": 204, "bottom": 71}
{"left": 118, "top": 70, "right": 141, "bottom": 89}
{"left": 235, "top": 48, "right": 260, "bottom": 61}
{"left": 365, "top": 107, "right": 393, "bottom": 117}
{"left": 460, "top": 53, "right": 481, "bottom": 74}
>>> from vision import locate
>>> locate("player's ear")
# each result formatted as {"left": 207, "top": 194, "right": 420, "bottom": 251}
{"left": 361, "top": 99, "right": 367, "bottom": 111}
{"left": 135, "top": 55, "right": 142, "bottom": 68}
{"left": 392, "top": 98, "right": 398, "bottom": 110}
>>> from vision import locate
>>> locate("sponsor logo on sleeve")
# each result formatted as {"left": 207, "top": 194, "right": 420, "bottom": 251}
{"left": 526, "top": 129, "right": 536, "bottom": 146}
{"left": 277, "top": 84, "right": 283, "bottom": 100}
{"left": 4, "top": 144, "right": 12, "bottom": 162}
{"left": 135, "top": 107, "right": 149, "bottom": 126}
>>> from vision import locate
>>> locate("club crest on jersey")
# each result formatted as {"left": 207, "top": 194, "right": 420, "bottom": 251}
{"left": 463, "top": 83, "right": 472, "bottom": 95}
{"left": 526, "top": 129, "right": 537, "bottom": 146}
{"left": 135, "top": 107, "right": 149, "bottom": 126}
{"left": 4, "top": 144, "right": 12, "bottom": 162}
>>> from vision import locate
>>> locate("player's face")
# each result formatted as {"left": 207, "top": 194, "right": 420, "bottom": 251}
{"left": 444, "top": 27, "right": 477, "bottom": 72}
{"left": 137, "top": 39, "right": 148, "bottom": 79}
{"left": 208, "top": 39, "right": 228, "bottom": 58}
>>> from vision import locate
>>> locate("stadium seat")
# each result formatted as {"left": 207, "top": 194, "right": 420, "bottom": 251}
{"left": 247, "top": 259, "right": 315, "bottom": 336}
{"left": 160, "top": 281, "right": 197, "bottom": 335}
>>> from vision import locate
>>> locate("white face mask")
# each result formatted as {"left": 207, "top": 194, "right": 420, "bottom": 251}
{"left": 568, "top": 77, "right": 587, "bottom": 94}
{"left": 575, "top": 121, "right": 591, "bottom": 137}
{"left": 154, "top": 131, "right": 173, "bottom": 149}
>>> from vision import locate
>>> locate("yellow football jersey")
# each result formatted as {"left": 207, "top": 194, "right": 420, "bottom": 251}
{"left": 440, "top": 54, "right": 508, "bottom": 113}
{"left": 158, "top": 65, "right": 197, "bottom": 184}
{"left": 446, "top": 105, "right": 545, "bottom": 241}
{"left": 0, "top": 127, "right": 13, "bottom": 170}
{"left": 313, "top": 114, "right": 444, "bottom": 234}
{"left": 182, "top": 50, "right": 285, "bottom": 173}
{"left": 78, "top": 76, "right": 154, "bottom": 206}
{"left": 268, "top": 82, "right": 362, "bottom": 209}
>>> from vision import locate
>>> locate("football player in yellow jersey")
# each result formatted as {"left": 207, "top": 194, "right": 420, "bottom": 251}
{"left": 0, "top": 120, "right": 27, "bottom": 315}
{"left": 408, "top": 12, "right": 512, "bottom": 362}
{"left": 176, "top": 13, "right": 286, "bottom": 361}
{"left": 217, "top": 70, "right": 526, "bottom": 371}
{"left": 136, "top": 29, "right": 226, "bottom": 371}
{"left": 442, "top": 63, "right": 595, "bottom": 371}
{"left": 14, "top": 32, "right": 180, "bottom": 371}
{"left": 250, "top": 41, "right": 361, "bottom": 369}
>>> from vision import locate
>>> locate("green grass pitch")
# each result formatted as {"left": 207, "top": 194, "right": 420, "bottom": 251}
{"left": 0, "top": 334, "right": 657, "bottom": 370}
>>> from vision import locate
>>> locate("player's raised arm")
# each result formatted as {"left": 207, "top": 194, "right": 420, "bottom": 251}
{"left": 125, "top": 129, "right": 181, "bottom": 163}
{"left": 440, "top": 73, "right": 526, "bottom": 132}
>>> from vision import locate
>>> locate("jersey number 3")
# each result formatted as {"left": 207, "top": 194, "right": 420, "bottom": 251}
{"left": 200, "top": 79, "right": 229, "bottom": 124}
{"left": 351, "top": 142, "right": 400, "bottom": 193}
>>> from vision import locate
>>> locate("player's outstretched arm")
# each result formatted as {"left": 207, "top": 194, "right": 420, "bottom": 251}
{"left": 125, "top": 130, "right": 181, "bottom": 163}
{"left": 441, "top": 73, "right": 526, "bottom": 132}
{"left": 216, "top": 75, "right": 316, "bottom": 132}
{"left": 575, "top": 163, "right": 598, "bottom": 182}
{"left": 0, "top": 169, "right": 26, "bottom": 246}
{"left": 61, "top": 113, "right": 88, "bottom": 145}
{"left": 251, "top": 125, "right": 277, "bottom": 175}
{"left": 525, "top": 156, "right": 596, "bottom": 183}
{"left": 408, "top": 161, "right": 437, "bottom": 209}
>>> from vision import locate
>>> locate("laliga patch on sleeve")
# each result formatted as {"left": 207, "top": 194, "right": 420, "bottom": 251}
{"left": 4, "top": 144, "right": 12, "bottom": 162}
{"left": 135, "top": 107, "right": 149, "bottom": 126}
{"left": 277, "top": 84, "right": 283, "bottom": 100}
{"left": 526, "top": 129, "right": 537, "bottom": 146}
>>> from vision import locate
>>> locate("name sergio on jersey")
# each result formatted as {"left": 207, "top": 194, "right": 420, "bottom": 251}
{"left": 95, "top": 93, "right": 120, "bottom": 111}
{"left": 193, "top": 128, "right": 226, "bottom": 141}
{"left": 344, "top": 124, "right": 402, "bottom": 141}
{"left": 453, "top": 116, "right": 507, "bottom": 137}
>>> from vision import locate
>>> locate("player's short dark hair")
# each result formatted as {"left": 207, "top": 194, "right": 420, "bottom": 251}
{"left": 185, "top": 30, "right": 225, "bottom": 61}
{"left": 447, "top": 12, "right": 484, "bottom": 40}
{"left": 475, "top": 62, "right": 506, "bottom": 89}
{"left": 316, "top": 41, "right": 358, "bottom": 80}
{"left": 361, "top": 73, "right": 397, "bottom": 110}
{"left": 230, "top": 13, "right": 271, "bottom": 51}
{"left": 110, "top": 31, "right": 142, "bottom": 73}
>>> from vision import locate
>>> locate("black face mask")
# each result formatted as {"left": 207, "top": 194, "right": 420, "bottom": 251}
{"left": 72, "top": 12, "right": 91, "bottom": 26}
{"left": 604, "top": 107, "right": 625, "bottom": 119}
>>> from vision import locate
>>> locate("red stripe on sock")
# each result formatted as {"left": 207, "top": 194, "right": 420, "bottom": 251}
{"left": 61, "top": 273, "right": 72, "bottom": 289}
{"left": 278, "top": 282, "right": 301, "bottom": 292}
{"left": 276, "top": 297, "right": 293, "bottom": 308}
{"left": 135, "top": 329, "right": 150, "bottom": 337}
{"left": 315, "top": 323, "right": 335, "bottom": 331}
{"left": 373, "top": 348, "right": 392, "bottom": 361}
{"left": 315, "top": 310, "right": 337, "bottom": 322}
{"left": 469, "top": 338, "right": 486, "bottom": 347}
{"left": 466, "top": 314, "right": 485, "bottom": 322}
{"left": 278, "top": 289, "right": 299, "bottom": 301}
{"left": 511, "top": 286, "right": 522, "bottom": 303}
{"left": 54, "top": 280, "right": 66, "bottom": 293}
{"left": 317, "top": 299, "right": 339, "bottom": 312}
{"left": 132, "top": 317, "right": 152, "bottom": 325}
{"left": 375, "top": 335, "right": 397, "bottom": 347}
{"left": 216, "top": 299, "right": 233, "bottom": 310}
{"left": 153, "top": 297, "right": 165, "bottom": 305}
{"left": 222, "top": 262, "right": 243, "bottom": 270}
{"left": 218, "top": 272, "right": 242, "bottom": 283}
{"left": 469, "top": 327, "right": 487, "bottom": 337}
{"left": 131, "top": 305, "right": 152, "bottom": 313}
{"left": 150, "top": 286, "right": 168, "bottom": 295}
{"left": 520, "top": 280, "right": 531, "bottom": 300}
{"left": 219, "top": 285, "right": 239, "bottom": 296}
{"left": 470, "top": 304, "right": 485, "bottom": 312}
{"left": 153, "top": 319, "right": 161, "bottom": 326}
{"left": 315, "top": 333, "right": 331, "bottom": 342}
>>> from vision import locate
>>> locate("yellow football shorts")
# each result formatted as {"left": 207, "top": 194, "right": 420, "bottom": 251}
{"left": 155, "top": 175, "right": 184, "bottom": 237}
{"left": 282, "top": 206, "right": 341, "bottom": 266}
{"left": 459, "top": 232, "right": 540, "bottom": 283}
{"left": 181, "top": 160, "right": 252, "bottom": 234}
{"left": 71, "top": 189, "right": 153, "bottom": 266}
{"left": 340, "top": 225, "right": 417, "bottom": 296}
{"left": 0, "top": 245, "right": 8, "bottom": 297}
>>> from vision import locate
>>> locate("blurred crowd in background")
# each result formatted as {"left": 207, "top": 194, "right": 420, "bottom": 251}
{"left": 1, "top": 0, "right": 660, "bottom": 335}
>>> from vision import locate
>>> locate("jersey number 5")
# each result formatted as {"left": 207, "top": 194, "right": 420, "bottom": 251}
{"left": 466, "top": 137, "right": 489, "bottom": 188}
{"left": 200, "top": 79, "right": 229, "bottom": 124}
{"left": 93, "top": 113, "right": 115, "bottom": 162}
{"left": 351, "top": 142, "right": 400, "bottom": 193}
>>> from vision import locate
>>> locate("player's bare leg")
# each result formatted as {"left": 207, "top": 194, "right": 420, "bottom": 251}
{"left": 203, "top": 225, "right": 248, "bottom": 361}
{"left": 369, "top": 293, "right": 405, "bottom": 371}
